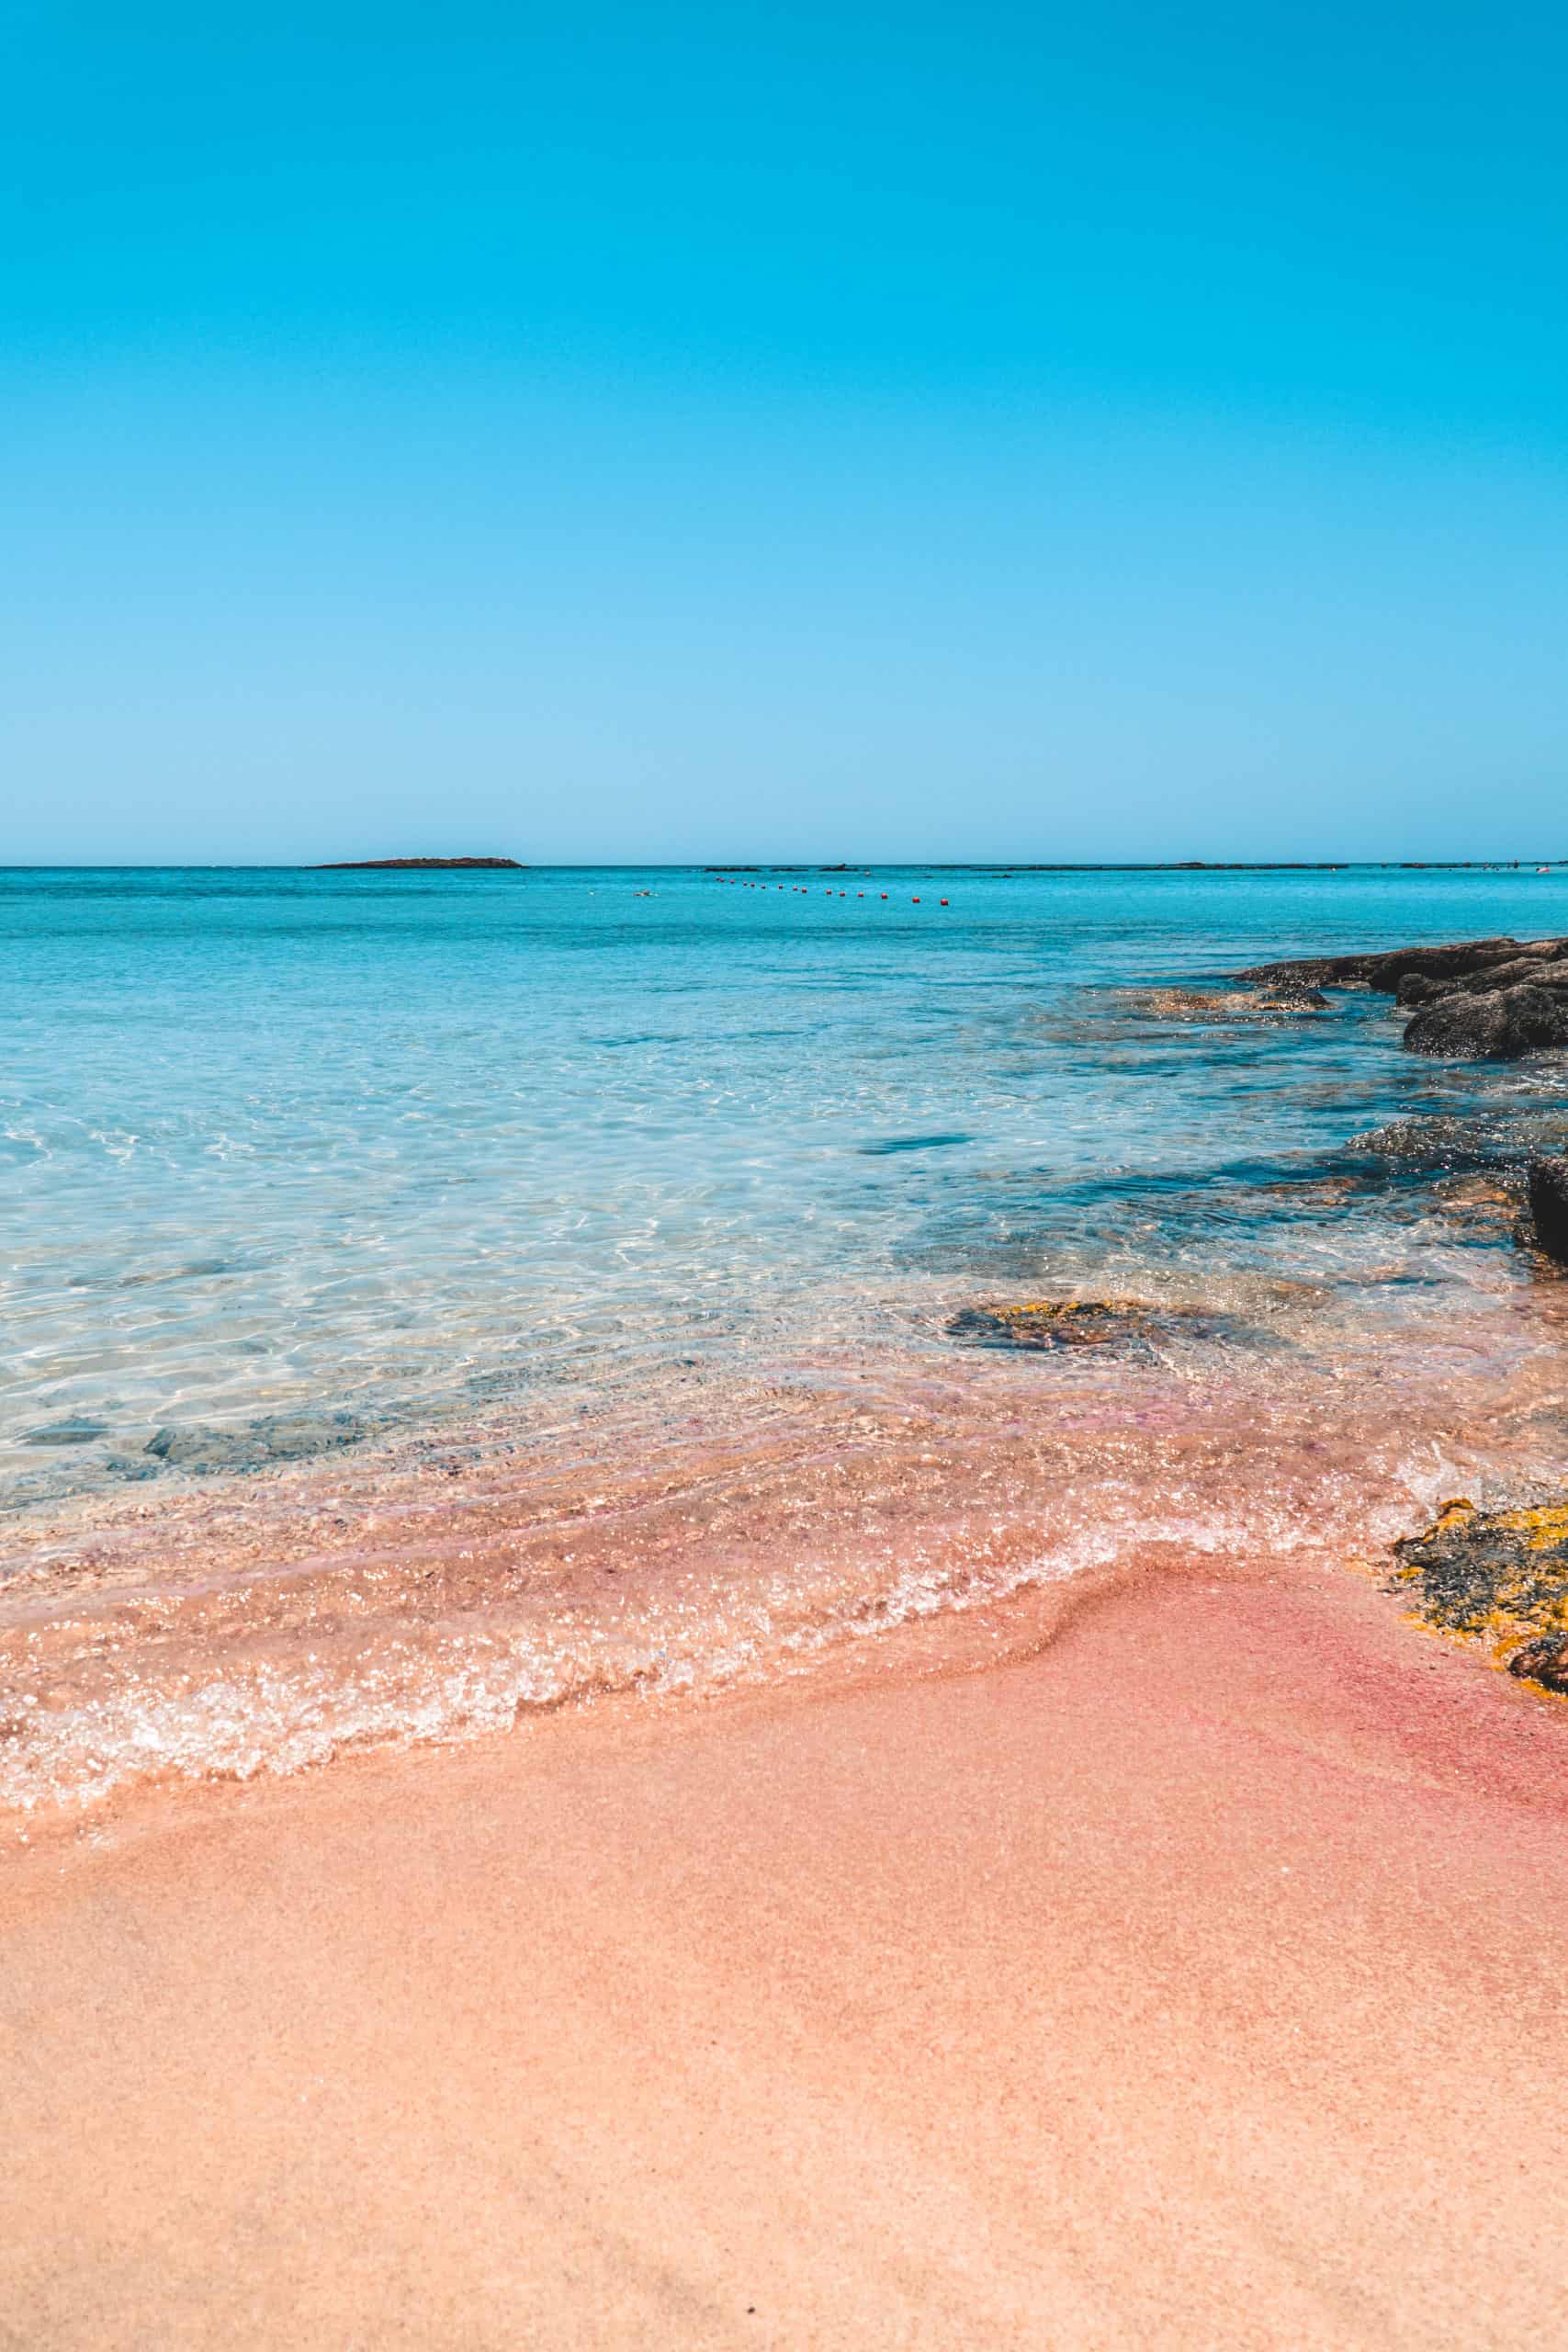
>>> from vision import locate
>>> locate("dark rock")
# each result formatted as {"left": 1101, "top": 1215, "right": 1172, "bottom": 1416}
{"left": 1361, "top": 937, "right": 1540, "bottom": 994}
{"left": 1390, "top": 1499, "right": 1568, "bottom": 1667}
{"left": 1235, "top": 950, "right": 1382, "bottom": 988}
{"left": 1258, "top": 982, "right": 1332, "bottom": 1011}
{"left": 1226, "top": 933, "right": 1568, "bottom": 1071}
{"left": 23, "top": 1418, "right": 108, "bottom": 1446}
{"left": 145, "top": 1410, "right": 368, "bottom": 1475}
{"left": 1394, "top": 955, "right": 1568, "bottom": 1011}
{"left": 1527, "top": 1157, "right": 1568, "bottom": 1263}
{"left": 1237, "top": 937, "right": 1521, "bottom": 989}
{"left": 1507, "top": 1634, "right": 1568, "bottom": 1691}
{"left": 1451, "top": 954, "right": 1568, "bottom": 993}
{"left": 1237, "top": 935, "right": 1568, "bottom": 995}
{"left": 1401, "top": 992, "right": 1512, "bottom": 1058}
{"left": 1403, "top": 983, "right": 1568, "bottom": 1060}
{"left": 105, "top": 1454, "right": 164, "bottom": 1482}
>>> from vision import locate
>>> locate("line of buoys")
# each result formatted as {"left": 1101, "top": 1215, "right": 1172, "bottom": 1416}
{"left": 710, "top": 876, "right": 951, "bottom": 905}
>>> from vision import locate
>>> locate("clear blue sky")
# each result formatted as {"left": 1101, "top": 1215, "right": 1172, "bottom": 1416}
{"left": 6, "top": 1, "right": 1566, "bottom": 863}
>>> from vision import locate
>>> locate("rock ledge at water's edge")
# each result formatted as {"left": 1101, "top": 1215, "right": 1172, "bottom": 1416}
{"left": 1390, "top": 1500, "right": 1568, "bottom": 1691}
{"left": 1235, "top": 934, "right": 1568, "bottom": 1059}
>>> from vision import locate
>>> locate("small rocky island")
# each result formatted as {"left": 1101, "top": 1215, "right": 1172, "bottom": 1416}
{"left": 318, "top": 856, "right": 526, "bottom": 871}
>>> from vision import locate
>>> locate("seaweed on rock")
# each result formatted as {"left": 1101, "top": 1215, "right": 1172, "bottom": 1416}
{"left": 1390, "top": 1499, "right": 1568, "bottom": 1689}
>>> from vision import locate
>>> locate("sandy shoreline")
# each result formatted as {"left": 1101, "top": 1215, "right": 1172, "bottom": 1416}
{"left": 6, "top": 1551, "right": 1567, "bottom": 2348}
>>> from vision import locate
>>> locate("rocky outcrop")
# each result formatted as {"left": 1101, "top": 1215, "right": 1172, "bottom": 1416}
{"left": 1390, "top": 1498, "right": 1568, "bottom": 1685}
{"left": 1404, "top": 983, "right": 1568, "bottom": 1060}
{"left": 1237, "top": 936, "right": 1539, "bottom": 991}
{"left": 1527, "top": 1157, "right": 1568, "bottom": 1263}
{"left": 1235, "top": 935, "right": 1568, "bottom": 1059}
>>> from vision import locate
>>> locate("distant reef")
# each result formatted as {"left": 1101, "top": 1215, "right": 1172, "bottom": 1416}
{"left": 317, "top": 856, "right": 526, "bottom": 871}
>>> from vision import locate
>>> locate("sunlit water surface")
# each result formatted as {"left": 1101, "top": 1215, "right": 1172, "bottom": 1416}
{"left": 6, "top": 864, "right": 1568, "bottom": 1817}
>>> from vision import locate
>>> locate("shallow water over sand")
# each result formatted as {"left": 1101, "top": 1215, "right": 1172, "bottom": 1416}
{"left": 6, "top": 864, "right": 1568, "bottom": 1818}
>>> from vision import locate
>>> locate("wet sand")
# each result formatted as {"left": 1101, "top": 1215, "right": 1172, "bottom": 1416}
{"left": 6, "top": 1553, "right": 1568, "bottom": 2349}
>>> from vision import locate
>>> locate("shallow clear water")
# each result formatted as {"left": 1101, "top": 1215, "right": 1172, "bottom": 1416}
{"left": 6, "top": 862, "right": 1568, "bottom": 1819}
{"left": 7, "top": 861, "right": 1568, "bottom": 1511}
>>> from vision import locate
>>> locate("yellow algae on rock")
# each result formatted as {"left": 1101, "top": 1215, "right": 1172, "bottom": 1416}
{"left": 1390, "top": 1498, "right": 1568, "bottom": 1690}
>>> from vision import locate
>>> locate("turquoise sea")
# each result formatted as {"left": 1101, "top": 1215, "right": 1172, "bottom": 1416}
{"left": 6, "top": 863, "right": 1568, "bottom": 1816}
{"left": 8, "top": 861, "right": 1568, "bottom": 1510}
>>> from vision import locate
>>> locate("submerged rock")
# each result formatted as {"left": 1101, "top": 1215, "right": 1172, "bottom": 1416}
{"left": 103, "top": 1454, "right": 164, "bottom": 1483}
{"left": 946, "top": 1299, "right": 1260, "bottom": 1354}
{"left": 1116, "top": 983, "right": 1331, "bottom": 1022}
{"left": 949, "top": 1300, "right": 1144, "bottom": 1351}
{"left": 1350, "top": 1111, "right": 1568, "bottom": 1173}
{"left": 144, "top": 1410, "right": 368, "bottom": 1475}
{"left": 22, "top": 1418, "right": 109, "bottom": 1447}
{"left": 1390, "top": 1498, "right": 1568, "bottom": 1684}
{"left": 1527, "top": 1157, "right": 1568, "bottom": 1264}
{"left": 1348, "top": 1116, "right": 1504, "bottom": 1171}
{"left": 1427, "top": 1171, "right": 1522, "bottom": 1237}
